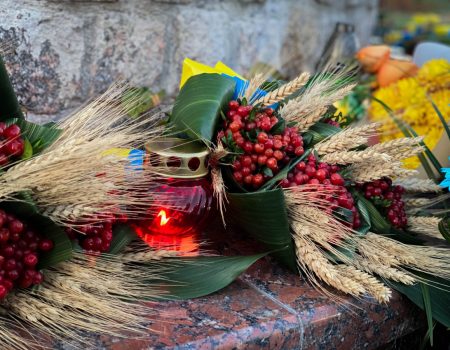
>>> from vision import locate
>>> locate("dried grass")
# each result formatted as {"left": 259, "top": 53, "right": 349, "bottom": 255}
{"left": 0, "top": 83, "right": 170, "bottom": 225}
{"left": 285, "top": 186, "right": 450, "bottom": 301}
{"left": 4, "top": 250, "right": 170, "bottom": 347}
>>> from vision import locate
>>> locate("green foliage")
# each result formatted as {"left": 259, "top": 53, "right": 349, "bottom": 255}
{"left": 372, "top": 96, "right": 442, "bottom": 181}
{"left": 170, "top": 73, "right": 236, "bottom": 142}
{"left": 438, "top": 216, "right": 450, "bottom": 243}
{"left": 308, "top": 122, "right": 341, "bottom": 145}
{"left": 109, "top": 224, "right": 139, "bottom": 254}
{"left": 151, "top": 254, "right": 265, "bottom": 300}
{"left": 0, "top": 56, "right": 23, "bottom": 120}
{"left": 7, "top": 118, "right": 62, "bottom": 154}
{"left": 122, "top": 87, "right": 165, "bottom": 119}
{"left": 388, "top": 274, "right": 450, "bottom": 330}
{"left": 228, "top": 189, "right": 296, "bottom": 271}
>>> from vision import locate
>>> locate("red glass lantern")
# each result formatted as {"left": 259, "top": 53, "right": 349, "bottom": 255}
{"left": 134, "top": 138, "right": 212, "bottom": 253}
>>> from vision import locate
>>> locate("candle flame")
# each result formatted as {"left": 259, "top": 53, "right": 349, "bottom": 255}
{"left": 157, "top": 209, "right": 170, "bottom": 226}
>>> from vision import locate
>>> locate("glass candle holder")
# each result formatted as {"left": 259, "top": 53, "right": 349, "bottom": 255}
{"left": 133, "top": 138, "right": 212, "bottom": 242}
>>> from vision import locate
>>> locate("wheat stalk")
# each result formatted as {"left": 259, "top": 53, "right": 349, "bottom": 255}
{"left": 394, "top": 178, "right": 443, "bottom": 193}
{"left": 404, "top": 197, "right": 432, "bottom": 207}
{"left": 244, "top": 73, "right": 266, "bottom": 101}
{"left": 320, "top": 148, "right": 391, "bottom": 165}
{"left": 254, "top": 72, "right": 310, "bottom": 106}
{"left": 280, "top": 63, "right": 357, "bottom": 122}
{"left": 355, "top": 258, "right": 416, "bottom": 284}
{"left": 336, "top": 265, "right": 392, "bottom": 303}
{"left": 348, "top": 160, "right": 417, "bottom": 182}
{"left": 3, "top": 250, "right": 173, "bottom": 346}
{"left": 294, "top": 233, "right": 365, "bottom": 297}
{"left": 0, "top": 82, "right": 171, "bottom": 224}
{"left": 408, "top": 216, "right": 443, "bottom": 240}
{"left": 363, "top": 233, "right": 450, "bottom": 280}
{"left": 370, "top": 137, "right": 423, "bottom": 153}
{"left": 121, "top": 249, "right": 177, "bottom": 261}
{"left": 315, "top": 123, "right": 380, "bottom": 155}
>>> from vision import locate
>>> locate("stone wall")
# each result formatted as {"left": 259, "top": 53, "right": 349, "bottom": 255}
{"left": 0, "top": 0, "right": 378, "bottom": 122}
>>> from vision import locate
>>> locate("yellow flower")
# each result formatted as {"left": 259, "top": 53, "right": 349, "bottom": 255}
{"left": 369, "top": 59, "right": 450, "bottom": 169}
{"left": 434, "top": 24, "right": 450, "bottom": 37}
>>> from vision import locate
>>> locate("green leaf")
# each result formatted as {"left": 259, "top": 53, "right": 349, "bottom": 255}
{"left": 429, "top": 97, "right": 450, "bottom": 141}
{"left": 308, "top": 122, "right": 341, "bottom": 145}
{"left": 21, "top": 138, "right": 33, "bottom": 160}
{"left": 388, "top": 274, "right": 450, "bottom": 329}
{"left": 353, "top": 191, "right": 391, "bottom": 234}
{"left": 152, "top": 254, "right": 265, "bottom": 300}
{"left": 228, "top": 189, "right": 296, "bottom": 271}
{"left": 7, "top": 118, "right": 62, "bottom": 154}
{"left": 438, "top": 217, "right": 450, "bottom": 243}
{"left": 0, "top": 198, "right": 39, "bottom": 218}
{"left": 109, "top": 224, "right": 138, "bottom": 254}
{"left": 421, "top": 283, "right": 434, "bottom": 346}
{"left": 0, "top": 56, "right": 23, "bottom": 120}
{"left": 262, "top": 167, "right": 273, "bottom": 177}
{"left": 355, "top": 198, "right": 371, "bottom": 235}
{"left": 372, "top": 96, "right": 442, "bottom": 180}
{"left": 34, "top": 214, "right": 72, "bottom": 269}
{"left": 259, "top": 149, "right": 311, "bottom": 191}
{"left": 170, "top": 73, "right": 236, "bottom": 142}
{"left": 270, "top": 119, "right": 286, "bottom": 134}
{"left": 122, "top": 87, "right": 163, "bottom": 119}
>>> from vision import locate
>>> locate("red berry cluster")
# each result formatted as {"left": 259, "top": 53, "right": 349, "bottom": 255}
{"left": 281, "top": 154, "right": 361, "bottom": 229}
{"left": 65, "top": 214, "right": 126, "bottom": 254}
{"left": 0, "top": 210, "right": 54, "bottom": 299}
{"left": 221, "top": 100, "right": 305, "bottom": 189}
{"left": 0, "top": 123, "right": 25, "bottom": 166}
{"left": 360, "top": 178, "right": 407, "bottom": 228}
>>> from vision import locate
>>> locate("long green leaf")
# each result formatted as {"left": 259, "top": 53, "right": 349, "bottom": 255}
{"left": 7, "top": 118, "right": 62, "bottom": 153}
{"left": 372, "top": 97, "right": 442, "bottom": 178}
{"left": 355, "top": 198, "right": 371, "bottom": 235}
{"left": 353, "top": 192, "right": 391, "bottom": 234}
{"left": 421, "top": 283, "right": 434, "bottom": 346}
{"left": 170, "top": 73, "right": 236, "bottom": 142}
{"left": 429, "top": 97, "right": 450, "bottom": 141}
{"left": 0, "top": 56, "right": 23, "bottom": 120}
{"left": 109, "top": 224, "right": 138, "bottom": 254}
{"left": 388, "top": 274, "right": 450, "bottom": 329}
{"left": 308, "top": 122, "right": 341, "bottom": 145}
{"left": 34, "top": 214, "right": 73, "bottom": 268}
{"left": 438, "top": 216, "right": 450, "bottom": 243}
{"left": 152, "top": 254, "right": 265, "bottom": 300}
{"left": 228, "top": 189, "right": 296, "bottom": 271}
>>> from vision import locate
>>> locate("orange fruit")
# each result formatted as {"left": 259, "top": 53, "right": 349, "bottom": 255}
{"left": 356, "top": 45, "right": 391, "bottom": 73}
{"left": 377, "top": 59, "right": 419, "bottom": 87}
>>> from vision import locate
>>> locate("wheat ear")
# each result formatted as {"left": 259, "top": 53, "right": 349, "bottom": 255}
{"left": 315, "top": 123, "right": 380, "bottom": 155}
{"left": 348, "top": 160, "right": 417, "bottom": 182}
{"left": 394, "top": 178, "right": 443, "bottom": 193}
{"left": 336, "top": 265, "right": 392, "bottom": 303}
{"left": 254, "top": 72, "right": 310, "bottom": 106}
{"left": 408, "top": 216, "right": 444, "bottom": 240}
{"left": 320, "top": 148, "right": 391, "bottom": 165}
